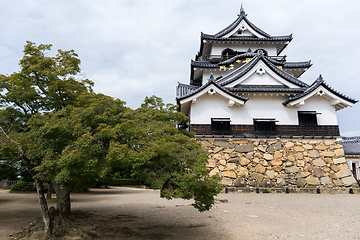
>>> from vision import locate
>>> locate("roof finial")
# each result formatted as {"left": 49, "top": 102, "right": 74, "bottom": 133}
{"left": 208, "top": 73, "right": 215, "bottom": 82}
{"left": 240, "top": 4, "right": 245, "bottom": 14}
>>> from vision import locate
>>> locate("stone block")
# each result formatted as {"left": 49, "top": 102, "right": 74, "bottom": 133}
{"left": 270, "top": 159, "right": 282, "bottom": 166}
{"left": 219, "top": 159, "right": 226, "bottom": 165}
{"left": 308, "top": 150, "right": 320, "bottom": 158}
{"left": 294, "top": 152, "right": 304, "bottom": 160}
{"left": 285, "top": 142, "right": 294, "bottom": 149}
{"left": 297, "top": 178, "right": 307, "bottom": 188}
{"left": 250, "top": 173, "right": 264, "bottom": 183}
{"left": 330, "top": 165, "right": 339, "bottom": 172}
{"left": 297, "top": 160, "right": 305, "bottom": 167}
{"left": 233, "top": 178, "right": 246, "bottom": 187}
{"left": 320, "top": 176, "right": 333, "bottom": 187}
{"left": 258, "top": 145, "right": 267, "bottom": 152}
{"left": 306, "top": 176, "right": 320, "bottom": 186}
{"left": 334, "top": 149, "right": 344, "bottom": 157}
{"left": 252, "top": 152, "right": 261, "bottom": 159}
{"left": 277, "top": 178, "right": 286, "bottom": 186}
{"left": 235, "top": 144, "right": 254, "bottom": 153}
{"left": 313, "top": 158, "right": 326, "bottom": 167}
{"left": 264, "top": 154, "right": 273, "bottom": 160}
{"left": 252, "top": 157, "right": 260, "bottom": 164}
{"left": 207, "top": 159, "right": 216, "bottom": 168}
{"left": 314, "top": 168, "right": 325, "bottom": 178}
{"left": 265, "top": 170, "right": 276, "bottom": 179}
{"left": 285, "top": 161, "right": 294, "bottom": 167}
{"left": 294, "top": 146, "right": 304, "bottom": 152}
{"left": 333, "top": 157, "right": 346, "bottom": 164}
{"left": 224, "top": 153, "right": 230, "bottom": 160}
{"left": 209, "top": 168, "right": 220, "bottom": 177}
{"left": 214, "top": 140, "right": 229, "bottom": 148}
{"left": 223, "top": 171, "right": 236, "bottom": 179}
{"left": 268, "top": 145, "right": 275, "bottom": 153}
{"left": 335, "top": 169, "right": 352, "bottom": 179}
{"left": 228, "top": 157, "right": 239, "bottom": 163}
{"left": 273, "top": 166, "right": 283, "bottom": 172}
{"left": 304, "top": 163, "right": 314, "bottom": 171}
{"left": 275, "top": 142, "right": 282, "bottom": 150}
{"left": 303, "top": 144, "right": 313, "bottom": 150}
{"left": 299, "top": 171, "right": 311, "bottom": 178}
{"left": 325, "top": 140, "right": 335, "bottom": 145}
{"left": 341, "top": 176, "right": 358, "bottom": 186}
{"left": 287, "top": 154, "right": 295, "bottom": 161}
{"left": 213, "top": 147, "right": 224, "bottom": 154}
{"left": 274, "top": 151, "right": 282, "bottom": 160}
{"left": 240, "top": 157, "right": 250, "bottom": 166}
{"left": 237, "top": 167, "right": 249, "bottom": 177}
{"left": 255, "top": 164, "right": 266, "bottom": 174}
{"left": 213, "top": 153, "right": 222, "bottom": 160}
{"left": 321, "top": 151, "right": 335, "bottom": 157}
{"left": 316, "top": 145, "right": 329, "bottom": 150}
{"left": 226, "top": 163, "right": 236, "bottom": 170}
{"left": 260, "top": 178, "right": 274, "bottom": 188}
{"left": 221, "top": 177, "right": 233, "bottom": 186}
{"left": 246, "top": 152, "right": 254, "bottom": 159}
{"left": 333, "top": 179, "right": 344, "bottom": 186}
{"left": 201, "top": 141, "right": 213, "bottom": 147}
{"left": 285, "top": 166, "right": 299, "bottom": 174}
{"left": 223, "top": 148, "right": 233, "bottom": 153}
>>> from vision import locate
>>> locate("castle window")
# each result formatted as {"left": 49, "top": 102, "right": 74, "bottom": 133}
{"left": 211, "top": 118, "right": 231, "bottom": 133}
{"left": 298, "top": 111, "right": 318, "bottom": 126}
{"left": 221, "top": 48, "right": 236, "bottom": 60}
{"left": 254, "top": 119, "right": 277, "bottom": 133}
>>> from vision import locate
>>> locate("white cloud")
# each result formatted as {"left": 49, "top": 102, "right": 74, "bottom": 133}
{"left": 0, "top": 0, "right": 359, "bottom": 135}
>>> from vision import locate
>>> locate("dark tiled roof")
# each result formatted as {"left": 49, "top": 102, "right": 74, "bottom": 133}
{"left": 217, "top": 52, "right": 309, "bottom": 88}
{"left": 176, "top": 75, "right": 248, "bottom": 102}
{"left": 191, "top": 52, "right": 257, "bottom": 68}
{"left": 228, "top": 86, "right": 306, "bottom": 93}
{"left": 214, "top": 8, "right": 271, "bottom": 38}
{"left": 283, "top": 75, "right": 358, "bottom": 106}
{"left": 343, "top": 137, "right": 360, "bottom": 155}
{"left": 283, "top": 61, "right": 312, "bottom": 68}
{"left": 202, "top": 33, "right": 293, "bottom": 42}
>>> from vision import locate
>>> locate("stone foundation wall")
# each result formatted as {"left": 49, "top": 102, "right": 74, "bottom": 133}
{"left": 200, "top": 138, "right": 359, "bottom": 189}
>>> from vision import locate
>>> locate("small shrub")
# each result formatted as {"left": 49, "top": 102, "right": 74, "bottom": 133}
{"left": 10, "top": 180, "right": 36, "bottom": 192}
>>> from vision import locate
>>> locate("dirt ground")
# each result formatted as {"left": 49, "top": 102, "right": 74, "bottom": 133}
{"left": 1, "top": 187, "right": 360, "bottom": 240}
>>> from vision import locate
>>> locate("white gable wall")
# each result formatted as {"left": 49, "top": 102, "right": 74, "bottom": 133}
{"left": 190, "top": 94, "right": 338, "bottom": 125}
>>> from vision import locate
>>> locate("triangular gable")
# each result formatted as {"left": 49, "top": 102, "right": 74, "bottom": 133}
{"left": 214, "top": 8, "right": 271, "bottom": 39}
{"left": 177, "top": 79, "right": 248, "bottom": 116}
{"left": 178, "top": 81, "right": 247, "bottom": 106}
{"left": 217, "top": 53, "right": 308, "bottom": 89}
{"left": 224, "top": 60, "right": 298, "bottom": 88}
{"left": 283, "top": 75, "right": 358, "bottom": 111}
{"left": 222, "top": 19, "right": 266, "bottom": 38}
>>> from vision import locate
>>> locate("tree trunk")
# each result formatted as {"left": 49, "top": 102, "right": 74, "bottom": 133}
{"left": 53, "top": 181, "right": 71, "bottom": 220}
{"left": 46, "top": 182, "right": 53, "bottom": 199}
{"left": 34, "top": 178, "right": 53, "bottom": 239}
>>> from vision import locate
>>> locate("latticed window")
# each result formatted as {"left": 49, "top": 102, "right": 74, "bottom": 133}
{"left": 253, "top": 119, "right": 277, "bottom": 133}
{"left": 298, "top": 111, "right": 318, "bottom": 126}
{"left": 211, "top": 118, "right": 231, "bottom": 133}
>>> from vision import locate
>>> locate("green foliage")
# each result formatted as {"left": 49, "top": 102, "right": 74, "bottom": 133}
{"left": 0, "top": 42, "right": 222, "bottom": 213}
{"left": 10, "top": 179, "right": 36, "bottom": 192}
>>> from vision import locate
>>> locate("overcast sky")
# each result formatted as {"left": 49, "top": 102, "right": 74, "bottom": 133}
{"left": 1, "top": 0, "right": 359, "bottom": 136}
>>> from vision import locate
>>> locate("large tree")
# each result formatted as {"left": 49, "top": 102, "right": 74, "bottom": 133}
{"left": 0, "top": 41, "right": 92, "bottom": 238}
{"left": 0, "top": 42, "right": 222, "bottom": 239}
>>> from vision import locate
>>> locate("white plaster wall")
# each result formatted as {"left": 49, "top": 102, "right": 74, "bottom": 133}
{"left": 190, "top": 94, "right": 338, "bottom": 125}
{"left": 211, "top": 43, "right": 277, "bottom": 56}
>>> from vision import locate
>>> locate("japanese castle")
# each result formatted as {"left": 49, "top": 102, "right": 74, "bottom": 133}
{"left": 176, "top": 7, "right": 357, "bottom": 138}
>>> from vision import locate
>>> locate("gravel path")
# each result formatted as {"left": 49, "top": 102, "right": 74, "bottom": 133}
{"left": 1, "top": 187, "right": 360, "bottom": 239}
